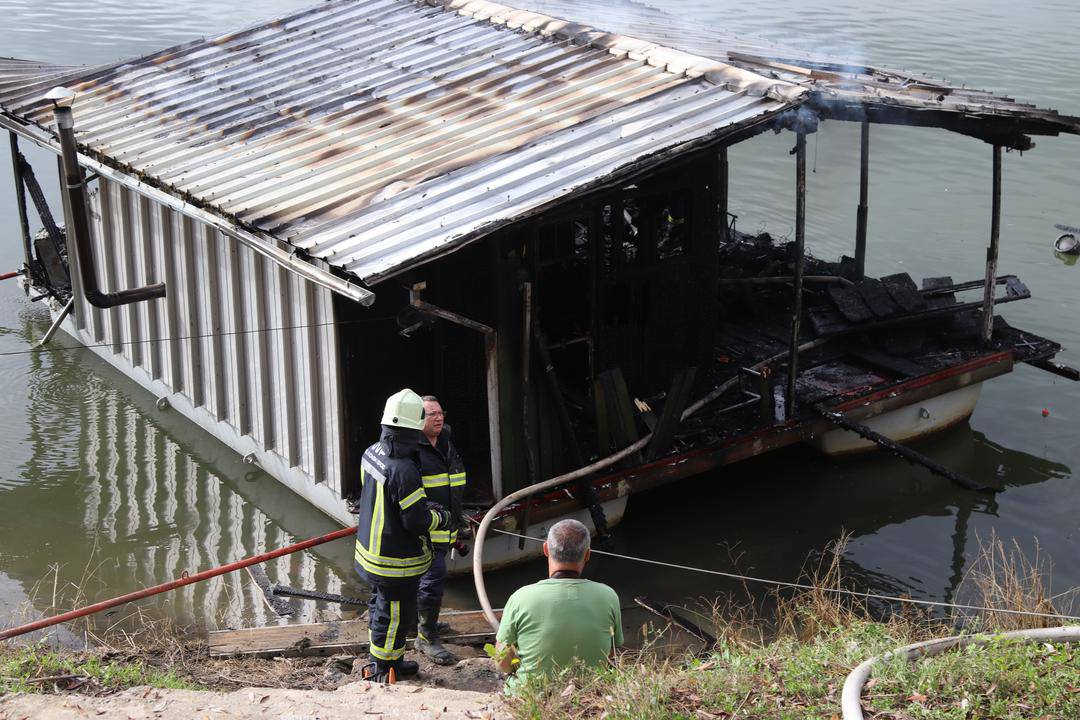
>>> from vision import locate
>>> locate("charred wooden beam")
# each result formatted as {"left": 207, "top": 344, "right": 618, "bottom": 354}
{"left": 8, "top": 132, "right": 32, "bottom": 269}
{"left": 718, "top": 275, "right": 852, "bottom": 287}
{"left": 980, "top": 145, "right": 1003, "bottom": 343}
{"left": 534, "top": 326, "right": 609, "bottom": 539}
{"left": 718, "top": 146, "right": 729, "bottom": 245}
{"left": 809, "top": 96, "right": 1039, "bottom": 150}
{"left": 645, "top": 368, "right": 697, "bottom": 461}
{"left": 1025, "top": 358, "right": 1080, "bottom": 381}
{"left": 634, "top": 596, "right": 717, "bottom": 650}
{"left": 520, "top": 281, "right": 538, "bottom": 549}
{"left": 815, "top": 405, "right": 992, "bottom": 493}
{"left": 270, "top": 584, "right": 366, "bottom": 607}
{"left": 786, "top": 131, "right": 808, "bottom": 421}
{"left": 855, "top": 119, "right": 870, "bottom": 279}
{"left": 410, "top": 282, "right": 504, "bottom": 499}
{"left": 246, "top": 565, "right": 294, "bottom": 618}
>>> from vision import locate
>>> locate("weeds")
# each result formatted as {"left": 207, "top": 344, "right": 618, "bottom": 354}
{"left": 508, "top": 533, "right": 1080, "bottom": 720}
{"left": 955, "top": 529, "right": 1077, "bottom": 631}
{"left": 0, "top": 643, "right": 198, "bottom": 695}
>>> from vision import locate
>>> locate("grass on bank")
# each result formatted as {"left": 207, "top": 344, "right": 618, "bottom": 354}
{"left": 0, "top": 644, "right": 198, "bottom": 695}
{"left": 508, "top": 532, "right": 1080, "bottom": 720}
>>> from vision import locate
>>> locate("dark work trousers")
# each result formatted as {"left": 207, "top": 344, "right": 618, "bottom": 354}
{"left": 362, "top": 573, "right": 419, "bottom": 665}
{"left": 417, "top": 547, "right": 448, "bottom": 607}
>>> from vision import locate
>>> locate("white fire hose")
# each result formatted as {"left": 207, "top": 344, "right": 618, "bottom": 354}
{"left": 472, "top": 340, "right": 829, "bottom": 631}
{"left": 841, "top": 625, "right": 1080, "bottom": 719}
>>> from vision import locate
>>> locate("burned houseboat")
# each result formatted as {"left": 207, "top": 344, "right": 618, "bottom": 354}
{"left": 2, "top": 0, "right": 1078, "bottom": 573}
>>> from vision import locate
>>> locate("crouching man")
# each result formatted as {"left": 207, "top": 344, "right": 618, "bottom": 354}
{"left": 494, "top": 519, "right": 623, "bottom": 692}
{"left": 354, "top": 389, "right": 453, "bottom": 683}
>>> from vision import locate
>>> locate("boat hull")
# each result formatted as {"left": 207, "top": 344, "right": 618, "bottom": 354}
{"left": 811, "top": 383, "right": 983, "bottom": 455}
{"left": 445, "top": 497, "right": 628, "bottom": 577}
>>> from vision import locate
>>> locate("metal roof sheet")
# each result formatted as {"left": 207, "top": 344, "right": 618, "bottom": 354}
{"left": 2, "top": 0, "right": 1074, "bottom": 289}
{"left": 0, "top": 0, "right": 801, "bottom": 287}
{"left": 508, "top": 0, "right": 1080, "bottom": 133}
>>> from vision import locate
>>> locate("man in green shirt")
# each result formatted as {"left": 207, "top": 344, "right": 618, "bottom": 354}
{"left": 495, "top": 519, "right": 623, "bottom": 691}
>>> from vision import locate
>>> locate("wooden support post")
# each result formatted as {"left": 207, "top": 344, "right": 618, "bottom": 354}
{"left": 980, "top": 144, "right": 1003, "bottom": 344}
{"left": 785, "top": 132, "right": 807, "bottom": 421}
{"left": 9, "top": 132, "right": 33, "bottom": 268}
{"left": 718, "top": 145, "right": 730, "bottom": 244}
{"left": 535, "top": 326, "right": 610, "bottom": 538}
{"left": 645, "top": 367, "right": 697, "bottom": 461}
{"left": 519, "top": 282, "right": 538, "bottom": 549}
{"left": 854, "top": 119, "right": 870, "bottom": 279}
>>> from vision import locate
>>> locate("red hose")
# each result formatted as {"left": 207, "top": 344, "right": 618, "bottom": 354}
{"left": 0, "top": 270, "right": 21, "bottom": 281}
{"left": 0, "top": 525, "right": 357, "bottom": 642}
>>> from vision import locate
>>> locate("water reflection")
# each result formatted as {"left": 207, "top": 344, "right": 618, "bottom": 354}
{"left": 461, "top": 422, "right": 1072, "bottom": 624}
{"left": 0, "top": 339, "right": 358, "bottom": 633}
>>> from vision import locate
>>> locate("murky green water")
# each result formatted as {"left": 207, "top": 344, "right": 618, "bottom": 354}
{"left": 1, "top": 0, "right": 1077, "bottom": 637}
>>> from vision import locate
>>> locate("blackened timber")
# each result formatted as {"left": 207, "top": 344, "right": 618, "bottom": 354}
{"left": 270, "top": 584, "right": 366, "bottom": 607}
{"left": 246, "top": 564, "right": 294, "bottom": 618}
{"left": 520, "top": 281, "right": 538, "bottom": 549}
{"left": 786, "top": 132, "right": 808, "bottom": 421}
{"left": 8, "top": 132, "right": 32, "bottom": 269}
{"left": 880, "top": 273, "right": 925, "bottom": 312}
{"left": 534, "top": 326, "right": 609, "bottom": 539}
{"left": 855, "top": 277, "right": 899, "bottom": 317}
{"left": 1025, "top": 358, "right": 1080, "bottom": 381}
{"left": 634, "top": 596, "right": 717, "bottom": 650}
{"left": 815, "top": 405, "right": 991, "bottom": 492}
{"left": 645, "top": 367, "right": 697, "bottom": 461}
{"left": 981, "top": 145, "right": 1003, "bottom": 343}
{"left": 855, "top": 119, "right": 869, "bottom": 279}
{"left": 19, "top": 150, "right": 66, "bottom": 267}
{"left": 718, "top": 146, "right": 729, "bottom": 245}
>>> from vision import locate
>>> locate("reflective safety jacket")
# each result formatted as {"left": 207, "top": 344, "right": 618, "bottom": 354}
{"left": 354, "top": 426, "right": 451, "bottom": 585}
{"left": 418, "top": 426, "right": 466, "bottom": 547}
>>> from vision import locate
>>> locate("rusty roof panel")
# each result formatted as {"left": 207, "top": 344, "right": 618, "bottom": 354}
{"left": 0, "top": 0, "right": 803, "bottom": 285}
{"left": 4, "top": 0, "right": 1070, "bottom": 287}
{"left": 0, "top": 0, "right": 801, "bottom": 284}
{"left": 507, "top": 0, "right": 1080, "bottom": 133}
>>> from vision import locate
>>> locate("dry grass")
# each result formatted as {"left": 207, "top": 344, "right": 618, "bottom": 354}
{"left": 509, "top": 532, "right": 1080, "bottom": 720}
{"left": 954, "top": 529, "right": 1078, "bottom": 631}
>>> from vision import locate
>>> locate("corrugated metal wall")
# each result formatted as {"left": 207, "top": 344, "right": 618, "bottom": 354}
{"left": 66, "top": 175, "right": 344, "bottom": 500}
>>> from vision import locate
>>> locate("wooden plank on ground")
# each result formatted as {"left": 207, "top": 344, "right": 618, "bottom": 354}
{"left": 208, "top": 609, "right": 502, "bottom": 658}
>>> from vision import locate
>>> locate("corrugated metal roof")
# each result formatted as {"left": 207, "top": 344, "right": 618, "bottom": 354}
{"left": 1, "top": 0, "right": 1074, "bottom": 288}
{"left": 0, "top": 0, "right": 802, "bottom": 287}
{"left": 509, "top": 0, "right": 1080, "bottom": 132}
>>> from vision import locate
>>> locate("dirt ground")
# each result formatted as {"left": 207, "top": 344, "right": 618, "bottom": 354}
{"left": 0, "top": 681, "right": 508, "bottom": 719}
{"left": 0, "top": 645, "right": 510, "bottom": 719}
{"left": 173, "top": 642, "right": 504, "bottom": 695}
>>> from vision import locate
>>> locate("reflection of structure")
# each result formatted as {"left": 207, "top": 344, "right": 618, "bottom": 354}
{"left": 593, "top": 422, "right": 1071, "bottom": 617}
{"left": 1, "top": 346, "right": 353, "bottom": 629}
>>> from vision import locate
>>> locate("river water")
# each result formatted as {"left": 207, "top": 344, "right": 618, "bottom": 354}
{"left": 1, "top": 0, "right": 1077, "bottom": 637}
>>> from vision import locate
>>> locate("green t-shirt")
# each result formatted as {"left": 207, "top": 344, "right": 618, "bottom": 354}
{"left": 496, "top": 578, "right": 623, "bottom": 691}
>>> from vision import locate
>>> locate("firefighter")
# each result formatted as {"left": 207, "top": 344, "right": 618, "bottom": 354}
{"left": 354, "top": 388, "right": 453, "bottom": 683}
{"left": 414, "top": 395, "right": 468, "bottom": 664}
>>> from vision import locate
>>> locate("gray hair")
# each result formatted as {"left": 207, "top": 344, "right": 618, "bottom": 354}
{"left": 546, "top": 519, "right": 590, "bottom": 563}
{"left": 421, "top": 395, "right": 439, "bottom": 403}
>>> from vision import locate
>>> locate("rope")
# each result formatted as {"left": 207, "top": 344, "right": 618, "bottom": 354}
{"left": 479, "top": 523, "right": 1080, "bottom": 624}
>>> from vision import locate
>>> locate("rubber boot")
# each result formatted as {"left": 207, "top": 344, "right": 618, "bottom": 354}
{"left": 363, "top": 658, "right": 419, "bottom": 682}
{"left": 415, "top": 601, "right": 457, "bottom": 665}
{"left": 393, "top": 659, "right": 420, "bottom": 677}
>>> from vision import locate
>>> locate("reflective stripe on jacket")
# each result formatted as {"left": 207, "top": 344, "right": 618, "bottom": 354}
{"left": 418, "top": 426, "right": 466, "bottom": 547}
{"left": 354, "top": 426, "right": 450, "bottom": 584}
